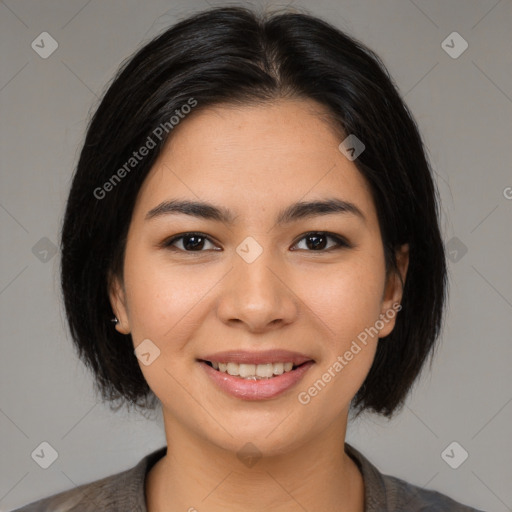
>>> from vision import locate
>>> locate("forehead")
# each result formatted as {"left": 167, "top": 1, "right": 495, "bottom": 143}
{"left": 164, "top": 99, "right": 344, "bottom": 171}
{"left": 132, "top": 99, "right": 377, "bottom": 225}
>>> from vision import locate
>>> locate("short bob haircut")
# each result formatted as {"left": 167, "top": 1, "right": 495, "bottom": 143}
{"left": 60, "top": 6, "right": 447, "bottom": 418}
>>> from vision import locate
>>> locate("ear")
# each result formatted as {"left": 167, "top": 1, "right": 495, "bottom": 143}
{"left": 108, "top": 271, "right": 131, "bottom": 335}
{"left": 377, "top": 243, "right": 409, "bottom": 338}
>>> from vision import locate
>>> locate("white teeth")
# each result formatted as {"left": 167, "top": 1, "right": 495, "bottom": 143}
{"left": 226, "top": 362, "right": 239, "bottom": 376}
{"left": 256, "top": 363, "right": 273, "bottom": 378}
{"left": 239, "top": 363, "right": 256, "bottom": 378}
{"left": 273, "top": 362, "right": 284, "bottom": 375}
{"left": 210, "top": 361, "right": 297, "bottom": 379}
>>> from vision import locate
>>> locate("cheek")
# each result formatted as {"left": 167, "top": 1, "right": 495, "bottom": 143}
{"left": 121, "top": 248, "right": 215, "bottom": 344}
{"left": 121, "top": 249, "right": 218, "bottom": 409}
{"left": 300, "top": 254, "right": 386, "bottom": 345}
{"left": 294, "top": 259, "right": 384, "bottom": 418}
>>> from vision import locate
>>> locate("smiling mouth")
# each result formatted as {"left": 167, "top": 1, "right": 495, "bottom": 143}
{"left": 200, "top": 360, "right": 309, "bottom": 380}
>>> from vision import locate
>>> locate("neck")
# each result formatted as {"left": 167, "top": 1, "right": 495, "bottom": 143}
{"left": 146, "top": 413, "right": 365, "bottom": 512}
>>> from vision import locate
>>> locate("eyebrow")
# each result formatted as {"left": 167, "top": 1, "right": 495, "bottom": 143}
{"left": 145, "top": 198, "right": 366, "bottom": 225}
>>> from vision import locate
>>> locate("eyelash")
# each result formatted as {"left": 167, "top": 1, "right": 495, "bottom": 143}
{"left": 161, "top": 231, "right": 351, "bottom": 253}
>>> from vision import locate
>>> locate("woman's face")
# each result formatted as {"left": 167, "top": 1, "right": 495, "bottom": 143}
{"left": 110, "top": 99, "right": 408, "bottom": 455}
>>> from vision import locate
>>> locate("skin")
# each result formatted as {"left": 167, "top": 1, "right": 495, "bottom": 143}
{"left": 109, "top": 98, "right": 409, "bottom": 512}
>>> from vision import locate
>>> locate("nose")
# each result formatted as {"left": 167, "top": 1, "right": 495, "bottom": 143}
{"left": 216, "top": 249, "right": 299, "bottom": 333}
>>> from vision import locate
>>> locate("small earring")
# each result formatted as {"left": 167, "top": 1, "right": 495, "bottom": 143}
{"left": 111, "top": 316, "right": 119, "bottom": 325}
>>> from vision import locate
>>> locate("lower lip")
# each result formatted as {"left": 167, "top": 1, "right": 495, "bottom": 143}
{"left": 199, "top": 361, "right": 314, "bottom": 400}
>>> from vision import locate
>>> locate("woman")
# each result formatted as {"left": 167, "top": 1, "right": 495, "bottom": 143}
{"left": 14, "top": 6, "right": 484, "bottom": 512}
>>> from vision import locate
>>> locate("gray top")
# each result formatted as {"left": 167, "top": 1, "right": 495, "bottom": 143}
{"left": 12, "top": 443, "right": 484, "bottom": 511}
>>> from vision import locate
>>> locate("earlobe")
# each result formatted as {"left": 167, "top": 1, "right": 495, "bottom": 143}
{"left": 378, "top": 243, "right": 409, "bottom": 338}
{"left": 108, "top": 272, "right": 130, "bottom": 334}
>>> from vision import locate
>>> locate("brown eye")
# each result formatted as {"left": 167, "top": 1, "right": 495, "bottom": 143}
{"left": 292, "top": 232, "right": 350, "bottom": 251}
{"left": 164, "top": 233, "right": 219, "bottom": 252}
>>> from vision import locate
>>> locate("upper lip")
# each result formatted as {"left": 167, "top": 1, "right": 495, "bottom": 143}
{"left": 199, "top": 349, "right": 313, "bottom": 366}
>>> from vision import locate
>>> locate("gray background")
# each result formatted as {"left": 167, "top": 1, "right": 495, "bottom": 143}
{"left": 1, "top": 0, "right": 511, "bottom": 510}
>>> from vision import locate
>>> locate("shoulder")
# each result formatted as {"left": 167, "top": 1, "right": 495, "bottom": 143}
{"left": 345, "top": 443, "right": 486, "bottom": 512}
{"left": 10, "top": 447, "right": 166, "bottom": 512}
{"left": 381, "top": 472, "right": 485, "bottom": 511}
